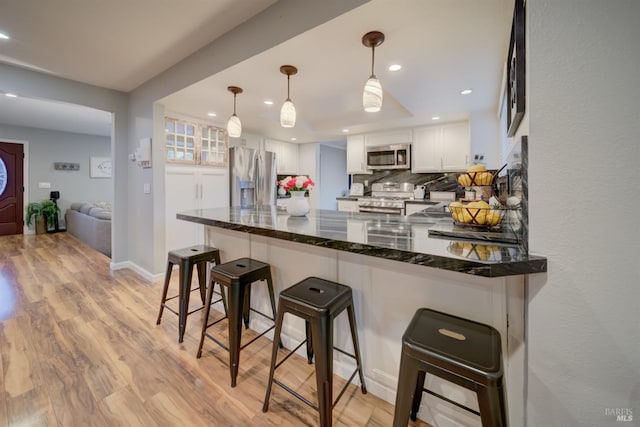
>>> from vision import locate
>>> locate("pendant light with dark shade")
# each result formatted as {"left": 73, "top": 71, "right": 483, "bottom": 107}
{"left": 362, "top": 31, "right": 385, "bottom": 113}
{"left": 279, "top": 65, "right": 298, "bottom": 128}
{"left": 227, "top": 86, "right": 243, "bottom": 138}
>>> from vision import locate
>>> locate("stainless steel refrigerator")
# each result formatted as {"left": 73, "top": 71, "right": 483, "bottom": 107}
{"left": 229, "top": 146, "right": 277, "bottom": 207}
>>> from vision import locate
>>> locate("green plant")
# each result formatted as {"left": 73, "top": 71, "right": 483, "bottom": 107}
{"left": 25, "top": 200, "right": 59, "bottom": 227}
{"left": 40, "top": 200, "right": 60, "bottom": 227}
{"left": 25, "top": 202, "right": 43, "bottom": 226}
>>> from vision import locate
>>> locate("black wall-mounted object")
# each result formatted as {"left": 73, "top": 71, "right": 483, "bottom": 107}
{"left": 507, "top": 0, "right": 525, "bottom": 137}
{"left": 54, "top": 162, "right": 80, "bottom": 171}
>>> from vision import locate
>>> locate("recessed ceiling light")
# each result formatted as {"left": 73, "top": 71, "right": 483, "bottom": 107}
{"left": 207, "top": 112, "right": 217, "bottom": 117}
{"left": 388, "top": 64, "right": 402, "bottom": 72}
{"left": 460, "top": 89, "right": 473, "bottom": 95}
{"left": 264, "top": 100, "right": 274, "bottom": 105}
{"left": 0, "top": 32, "right": 9, "bottom": 40}
{"left": 5, "top": 93, "right": 17, "bottom": 98}
{"left": 291, "top": 137, "right": 297, "bottom": 141}
{"left": 342, "top": 129, "right": 349, "bottom": 133}
{"left": 431, "top": 116, "right": 440, "bottom": 120}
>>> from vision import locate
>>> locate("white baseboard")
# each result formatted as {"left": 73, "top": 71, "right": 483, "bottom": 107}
{"left": 110, "top": 260, "right": 164, "bottom": 283}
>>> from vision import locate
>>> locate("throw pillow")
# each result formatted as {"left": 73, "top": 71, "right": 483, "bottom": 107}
{"left": 79, "top": 202, "right": 95, "bottom": 215}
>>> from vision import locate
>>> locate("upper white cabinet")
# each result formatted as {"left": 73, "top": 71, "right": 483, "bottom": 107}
{"left": 412, "top": 121, "right": 470, "bottom": 172}
{"left": 365, "top": 129, "right": 412, "bottom": 147}
{"left": 365, "top": 129, "right": 413, "bottom": 147}
{"left": 265, "top": 139, "right": 299, "bottom": 175}
{"left": 346, "top": 135, "right": 371, "bottom": 174}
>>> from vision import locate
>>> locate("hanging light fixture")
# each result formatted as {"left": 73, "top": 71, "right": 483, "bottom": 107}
{"left": 361, "top": 31, "right": 385, "bottom": 113}
{"left": 279, "top": 65, "right": 298, "bottom": 128}
{"left": 227, "top": 86, "right": 243, "bottom": 138}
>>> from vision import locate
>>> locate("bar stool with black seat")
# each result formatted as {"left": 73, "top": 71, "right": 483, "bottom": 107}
{"left": 156, "top": 245, "right": 221, "bottom": 343}
{"left": 197, "top": 257, "right": 278, "bottom": 387}
{"left": 393, "top": 308, "right": 507, "bottom": 427}
{"left": 262, "top": 277, "right": 367, "bottom": 427}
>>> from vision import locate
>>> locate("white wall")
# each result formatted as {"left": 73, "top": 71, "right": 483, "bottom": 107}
{"left": 469, "top": 108, "right": 501, "bottom": 169}
{"left": 0, "top": 124, "right": 112, "bottom": 220}
{"left": 527, "top": 1, "right": 640, "bottom": 426}
{"left": 318, "top": 144, "right": 348, "bottom": 210}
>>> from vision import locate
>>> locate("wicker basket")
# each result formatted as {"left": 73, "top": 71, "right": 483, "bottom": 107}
{"left": 456, "top": 169, "right": 497, "bottom": 187}
{"left": 448, "top": 203, "right": 505, "bottom": 228}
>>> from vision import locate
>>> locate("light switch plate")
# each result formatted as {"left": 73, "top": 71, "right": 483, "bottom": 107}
{"left": 143, "top": 183, "right": 151, "bottom": 194}
{"left": 38, "top": 182, "right": 51, "bottom": 189}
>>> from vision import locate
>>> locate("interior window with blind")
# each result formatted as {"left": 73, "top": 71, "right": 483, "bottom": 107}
{"left": 165, "top": 117, "right": 228, "bottom": 166}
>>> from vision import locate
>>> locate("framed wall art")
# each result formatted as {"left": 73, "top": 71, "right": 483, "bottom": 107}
{"left": 507, "top": 0, "right": 526, "bottom": 137}
{"left": 90, "top": 156, "right": 112, "bottom": 178}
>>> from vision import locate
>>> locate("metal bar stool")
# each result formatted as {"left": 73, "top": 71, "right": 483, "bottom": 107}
{"left": 393, "top": 308, "right": 507, "bottom": 427}
{"left": 196, "top": 257, "right": 277, "bottom": 387}
{"left": 262, "top": 277, "right": 367, "bottom": 427}
{"left": 156, "top": 245, "right": 221, "bottom": 343}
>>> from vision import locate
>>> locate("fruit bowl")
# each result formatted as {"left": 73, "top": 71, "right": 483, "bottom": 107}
{"left": 457, "top": 169, "right": 497, "bottom": 186}
{"left": 448, "top": 201, "right": 505, "bottom": 228}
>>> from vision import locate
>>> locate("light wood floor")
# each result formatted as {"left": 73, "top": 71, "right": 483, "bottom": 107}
{"left": 0, "top": 233, "right": 431, "bottom": 427}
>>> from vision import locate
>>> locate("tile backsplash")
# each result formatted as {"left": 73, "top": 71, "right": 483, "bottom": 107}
{"left": 351, "top": 170, "right": 461, "bottom": 197}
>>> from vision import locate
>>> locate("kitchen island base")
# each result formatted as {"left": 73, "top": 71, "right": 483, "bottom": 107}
{"left": 203, "top": 226, "right": 526, "bottom": 427}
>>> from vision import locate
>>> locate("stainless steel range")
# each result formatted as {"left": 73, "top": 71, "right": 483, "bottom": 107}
{"left": 358, "top": 182, "right": 414, "bottom": 215}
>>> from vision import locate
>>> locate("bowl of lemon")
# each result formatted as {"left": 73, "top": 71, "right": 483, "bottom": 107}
{"left": 448, "top": 200, "right": 504, "bottom": 228}
{"left": 457, "top": 164, "right": 496, "bottom": 187}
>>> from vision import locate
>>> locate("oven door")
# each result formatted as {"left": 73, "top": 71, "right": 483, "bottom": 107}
{"left": 358, "top": 206, "right": 404, "bottom": 215}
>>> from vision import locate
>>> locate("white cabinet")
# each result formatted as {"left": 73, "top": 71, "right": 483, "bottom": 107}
{"left": 412, "top": 121, "right": 470, "bottom": 172}
{"left": 165, "top": 165, "right": 228, "bottom": 250}
{"left": 346, "top": 135, "right": 371, "bottom": 174}
{"left": 265, "top": 139, "right": 298, "bottom": 175}
{"left": 365, "top": 129, "right": 412, "bottom": 147}
{"left": 337, "top": 199, "right": 359, "bottom": 212}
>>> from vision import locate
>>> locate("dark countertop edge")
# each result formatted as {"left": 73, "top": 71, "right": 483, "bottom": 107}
{"left": 336, "top": 196, "right": 361, "bottom": 201}
{"left": 177, "top": 212, "right": 547, "bottom": 278}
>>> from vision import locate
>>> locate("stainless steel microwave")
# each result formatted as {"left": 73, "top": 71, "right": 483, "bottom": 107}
{"left": 366, "top": 143, "right": 411, "bottom": 170}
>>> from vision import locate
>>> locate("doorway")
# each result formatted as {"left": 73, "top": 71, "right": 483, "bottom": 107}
{"left": 0, "top": 141, "right": 24, "bottom": 236}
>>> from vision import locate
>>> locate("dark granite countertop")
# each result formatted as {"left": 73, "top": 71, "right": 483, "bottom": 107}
{"left": 177, "top": 207, "right": 546, "bottom": 278}
{"left": 336, "top": 196, "right": 361, "bottom": 201}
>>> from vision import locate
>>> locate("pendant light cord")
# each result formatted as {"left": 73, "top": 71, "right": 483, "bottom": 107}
{"left": 287, "top": 74, "right": 291, "bottom": 101}
{"left": 371, "top": 45, "right": 376, "bottom": 78}
{"left": 233, "top": 93, "right": 237, "bottom": 115}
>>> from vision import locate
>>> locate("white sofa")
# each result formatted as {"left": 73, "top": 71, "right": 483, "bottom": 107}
{"left": 65, "top": 202, "right": 111, "bottom": 257}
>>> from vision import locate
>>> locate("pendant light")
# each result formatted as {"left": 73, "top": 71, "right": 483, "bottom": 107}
{"left": 362, "top": 31, "right": 385, "bottom": 113}
{"left": 227, "top": 86, "right": 243, "bottom": 138}
{"left": 279, "top": 65, "right": 298, "bottom": 128}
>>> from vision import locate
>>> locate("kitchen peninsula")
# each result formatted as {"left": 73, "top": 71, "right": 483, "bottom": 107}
{"left": 178, "top": 207, "right": 546, "bottom": 426}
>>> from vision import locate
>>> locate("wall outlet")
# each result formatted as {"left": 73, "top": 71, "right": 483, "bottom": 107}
{"left": 38, "top": 182, "right": 51, "bottom": 189}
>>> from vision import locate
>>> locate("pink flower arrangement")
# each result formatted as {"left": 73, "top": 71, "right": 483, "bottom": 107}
{"left": 279, "top": 175, "right": 315, "bottom": 192}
